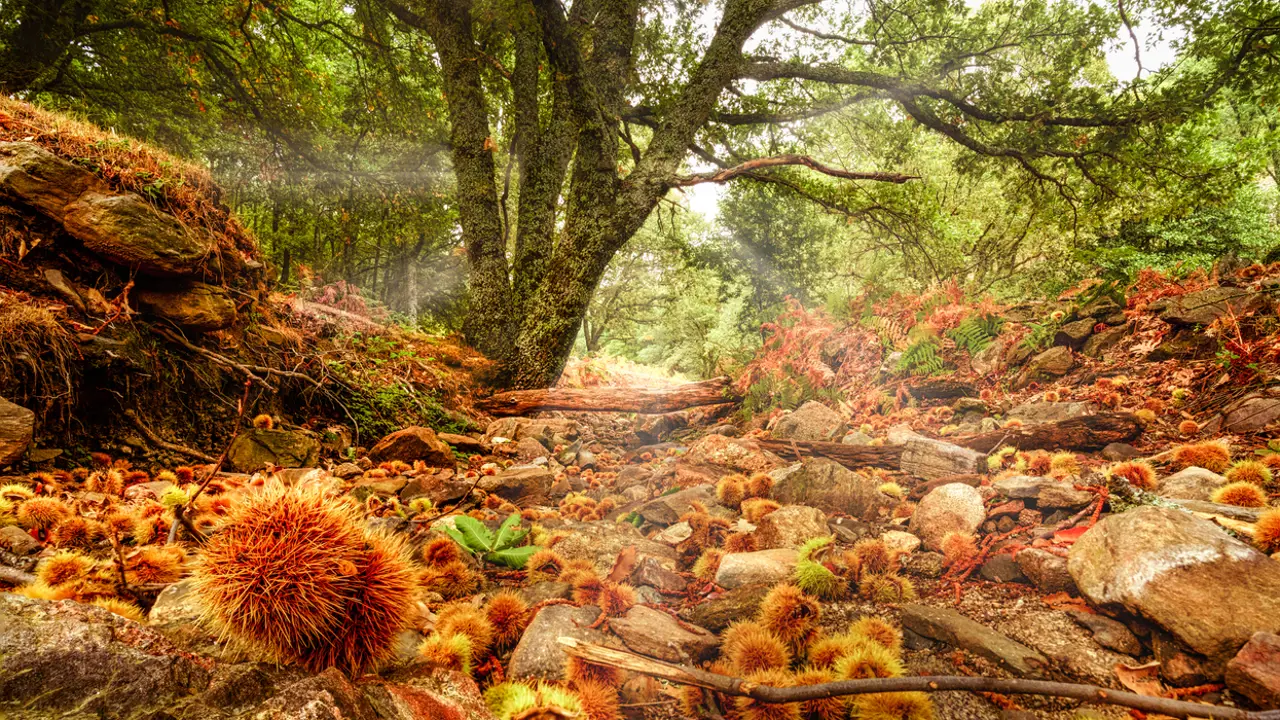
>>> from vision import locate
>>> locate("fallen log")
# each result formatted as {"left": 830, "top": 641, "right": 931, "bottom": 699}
{"left": 557, "top": 638, "right": 1279, "bottom": 720}
{"left": 756, "top": 439, "right": 903, "bottom": 470}
{"left": 478, "top": 377, "right": 736, "bottom": 416}
{"left": 901, "top": 378, "right": 976, "bottom": 400}
{"left": 953, "top": 413, "right": 1143, "bottom": 454}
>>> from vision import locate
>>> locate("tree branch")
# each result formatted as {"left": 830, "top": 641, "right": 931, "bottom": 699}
{"left": 672, "top": 154, "right": 918, "bottom": 185}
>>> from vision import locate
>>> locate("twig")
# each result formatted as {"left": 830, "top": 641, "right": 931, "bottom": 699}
{"left": 157, "top": 326, "right": 322, "bottom": 390}
{"left": 108, "top": 526, "right": 144, "bottom": 606}
{"left": 124, "top": 409, "right": 217, "bottom": 463}
{"left": 169, "top": 379, "right": 253, "bottom": 545}
{"left": 556, "top": 638, "right": 1280, "bottom": 720}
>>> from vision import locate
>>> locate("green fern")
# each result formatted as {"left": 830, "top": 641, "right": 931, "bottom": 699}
{"left": 1020, "top": 319, "right": 1060, "bottom": 351}
{"left": 896, "top": 338, "right": 946, "bottom": 376}
{"left": 948, "top": 314, "right": 1004, "bottom": 355}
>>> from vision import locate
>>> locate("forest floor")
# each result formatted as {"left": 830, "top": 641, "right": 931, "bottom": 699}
{"left": 1, "top": 98, "right": 1279, "bottom": 720}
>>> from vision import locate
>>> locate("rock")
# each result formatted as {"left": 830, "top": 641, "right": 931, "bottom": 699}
{"left": 436, "top": 432, "right": 487, "bottom": 455}
{"left": 479, "top": 465, "right": 554, "bottom": 504}
{"left": 1065, "top": 610, "right": 1143, "bottom": 656}
{"left": 714, "top": 548, "right": 798, "bottom": 589}
{"left": 148, "top": 578, "right": 204, "bottom": 626}
{"left": 0, "top": 595, "right": 212, "bottom": 717}
{"left": 510, "top": 436, "right": 548, "bottom": 463}
{"left": 881, "top": 530, "right": 922, "bottom": 555}
{"left": 368, "top": 426, "right": 455, "bottom": 468}
{"left": 681, "top": 584, "right": 772, "bottom": 633}
{"left": 1037, "top": 482, "right": 1095, "bottom": 508}
{"left": 652, "top": 521, "right": 693, "bottom": 546}
{"left": 635, "top": 484, "right": 715, "bottom": 525}
{"left": 1151, "top": 632, "right": 1225, "bottom": 686}
{"left": 771, "top": 458, "right": 893, "bottom": 518}
{"left": 1007, "top": 401, "right": 1095, "bottom": 425}
{"left": 1145, "top": 330, "right": 1217, "bottom": 362}
{"left": 227, "top": 428, "right": 321, "bottom": 472}
{"left": 0, "top": 141, "right": 99, "bottom": 214}
{"left": 509, "top": 604, "right": 619, "bottom": 681}
{"left": 333, "top": 462, "right": 363, "bottom": 479}
{"left": 520, "top": 581, "right": 573, "bottom": 605}
{"left": 1083, "top": 324, "right": 1130, "bottom": 357}
{"left": 902, "top": 552, "right": 944, "bottom": 578}
{"left": 1221, "top": 388, "right": 1280, "bottom": 433}
{"left": 1226, "top": 632, "right": 1280, "bottom": 709}
{"left": 614, "top": 466, "right": 652, "bottom": 491}
{"left": 900, "top": 438, "right": 987, "bottom": 480}
{"left": 1068, "top": 505, "right": 1280, "bottom": 662}
{"left": 553, "top": 521, "right": 677, "bottom": 573}
{"left": 910, "top": 483, "right": 985, "bottom": 551}
{"left": 681, "top": 434, "right": 783, "bottom": 475}
{"left": 247, "top": 667, "right": 377, "bottom": 720}
{"left": 772, "top": 400, "right": 846, "bottom": 441}
{"left": 992, "top": 475, "right": 1053, "bottom": 500}
{"left": 900, "top": 604, "right": 1049, "bottom": 677}
{"left": 1014, "top": 346, "right": 1074, "bottom": 389}
{"left": 979, "top": 554, "right": 1025, "bottom": 584}
{"left": 1158, "top": 467, "right": 1227, "bottom": 501}
{"left": 365, "top": 667, "right": 497, "bottom": 720}
{"left": 1015, "top": 549, "right": 1076, "bottom": 594}
{"left": 610, "top": 605, "right": 718, "bottom": 664}
{"left": 0, "top": 396, "right": 34, "bottom": 466}
{"left": 0, "top": 524, "right": 40, "bottom": 555}
{"left": 754, "top": 505, "right": 828, "bottom": 549}
{"left": 135, "top": 281, "right": 237, "bottom": 331}
{"left": 124, "top": 480, "right": 177, "bottom": 501}
{"left": 1152, "top": 286, "right": 1265, "bottom": 327}
{"left": 632, "top": 556, "right": 687, "bottom": 594}
{"left": 1102, "top": 443, "right": 1141, "bottom": 461}
{"left": 841, "top": 431, "right": 873, "bottom": 446}
{"left": 1054, "top": 318, "right": 1095, "bottom": 348}
{"left": 1165, "top": 498, "right": 1264, "bottom": 522}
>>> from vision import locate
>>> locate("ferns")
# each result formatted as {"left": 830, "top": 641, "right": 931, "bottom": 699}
{"left": 1020, "top": 319, "right": 1060, "bottom": 351}
{"left": 948, "top": 314, "right": 1003, "bottom": 355}
{"left": 867, "top": 317, "right": 908, "bottom": 350}
{"left": 896, "top": 339, "right": 945, "bottom": 376}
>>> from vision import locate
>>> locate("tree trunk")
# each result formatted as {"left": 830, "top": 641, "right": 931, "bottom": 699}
{"left": 953, "top": 413, "right": 1143, "bottom": 453}
{"left": 477, "top": 376, "right": 735, "bottom": 416}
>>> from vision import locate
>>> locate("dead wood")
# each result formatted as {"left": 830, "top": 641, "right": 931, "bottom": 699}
{"left": 477, "top": 377, "right": 736, "bottom": 416}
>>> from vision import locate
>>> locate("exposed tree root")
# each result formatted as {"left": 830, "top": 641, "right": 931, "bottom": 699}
{"left": 123, "top": 409, "right": 216, "bottom": 463}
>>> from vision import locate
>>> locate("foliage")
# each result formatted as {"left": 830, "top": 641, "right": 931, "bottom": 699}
{"left": 948, "top": 315, "right": 1004, "bottom": 356}
{"left": 442, "top": 513, "right": 543, "bottom": 570}
{"left": 896, "top": 339, "right": 946, "bottom": 376}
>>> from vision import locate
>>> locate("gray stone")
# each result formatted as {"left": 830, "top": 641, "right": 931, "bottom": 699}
{"left": 979, "top": 554, "right": 1025, "bottom": 584}
{"left": 615, "top": 466, "right": 652, "bottom": 491}
{"left": 771, "top": 458, "right": 891, "bottom": 518}
{"left": 900, "top": 604, "right": 1049, "bottom": 677}
{"left": 681, "top": 584, "right": 772, "bottom": 633}
{"left": 609, "top": 605, "right": 718, "bottom": 664}
{"left": 910, "top": 483, "right": 985, "bottom": 551}
{"left": 1066, "top": 610, "right": 1144, "bottom": 656}
{"left": 681, "top": 434, "right": 783, "bottom": 474}
{"left": 1054, "top": 318, "right": 1095, "bottom": 348}
{"left": 1007, "top": 401, "right": 1095, "bottom": 425}
{"left": 1083, "top": 324, "right": 1130, "bottom": 358}
{"left": 1226, "top": 632, "right": 1280, "bottom": 709}
{"left": 1145, "top": 330, "right": 1216, "bottom": 362}
{"left": 0, "top": 595, "right": 212, "bottom": 717}
{"left": 1102, "top": 443, "right": 1142, "bottom": 461}
{"left": 246, "top": 668, "right": 377, "bottom": 720}
{"left": 553, "top": 521, "right": 676, "bottom": 573}
{"left": 632, "top": 556, "right": 686, "bottom": 594}
{"left": 519, "top": 581, "right": 573, "bottom": 605}
{"left": 148, "top": 578, "right": 204, "bottom": 626}
{"left": 992, "top": 475, "right": 1056, "bottom": 500}
{"left": 135, "top": 281, "right": 236, "bottom": 332}
{"left": 1015, "top": 548, "right": 1076, "bottom": 594}
{"left": 1152, "top": 286, "right": 1266, "bottom": 327}
{"left": 1014, "top": 346, "right": 1074, "bottom": 389}
{"left": 841, "top": 431, "right": 873, "bottom": 446}
{"left": 1068, "top": 505, "right": 1280, "bottom": 662}
{"left": 0, "top": 524, "right": 40, "bottom": 555}
{"left": 479, "top": 465, "right": 554, "bottom": 504}
{"left": 1037, "top": 482, "right": 1095, "bottom": 508}
{"left": 1221, "top": 389, "right": 1280, "bottom": 433}
{"left": 900, "top": 438, "right": 986, "bottom": 480}
{"left": 227, "top": 428, "right": 321, "bottom": 472}
{"left": 513, "top": 437, "right": 550, "bottom": 463}
{"left": 772, "top": 400, "right": 846, "bottom": 442}
{"left": 714, "top": 548, "right": 798, "bottom": 589}
{"left": 636, "top": 484, "right": 715, "bottom": 525}
{"left": 508, "top": 604, "right": 618, "bottom": 681}
{"left": 754, "top": 505, "right": 828, "bottom": 549}
{"left": 1158, "top": 467, "right": 1227, "bottom": 502}
{"left": 0, "top": 395, "right": 34, "bottom": 466}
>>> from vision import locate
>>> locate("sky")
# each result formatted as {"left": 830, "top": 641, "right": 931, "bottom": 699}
{"left": 679, "top": 7, "right": 1182, "bottom": 221}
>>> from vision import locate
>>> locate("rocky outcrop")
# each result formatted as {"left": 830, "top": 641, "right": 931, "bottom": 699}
{"left": 681, "top": 433, "right": 783, "bottom": 474}
{"left": 1068, "top": 506, "right": 1280, "bottom": 662}
{"left": 0, "top": 394, "right": 33, "bottom": 466}
{"left": 769, "top": 458, "right": 892, "bottom": 518}
{"left": 135, "top": 281, "right": 237, "bottom": 332}
{"left": 1152, "top": 286, "right": 1266, "bottom": 327}
{"left": 1014, "top": 346, "right": 1074, "bottom": 389}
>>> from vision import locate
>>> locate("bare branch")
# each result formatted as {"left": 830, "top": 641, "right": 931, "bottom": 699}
{"left": 672, "top": 154, "right": 918, "bottom": 185}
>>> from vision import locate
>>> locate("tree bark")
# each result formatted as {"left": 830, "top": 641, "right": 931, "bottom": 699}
{"left": 756, "top": 439, "right": 905, "bottom": 470}
{"left": 953, "top": 413, "right": 1143, "bottom": 453}
{"left": 477, "top": 377, "right": 736, "bottom": 416}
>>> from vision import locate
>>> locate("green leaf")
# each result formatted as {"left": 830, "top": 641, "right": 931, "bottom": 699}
{"left": 453, "top": 515, "right": 495, "bottom": 552}
{"left": 486, "top": 545, "right": 542, "bottom": 569}
{"left": 493, "top": 512, "right": 523, "bottom": 551}
{"left": 440, "top": 524, "right": 473, "bottom": 554}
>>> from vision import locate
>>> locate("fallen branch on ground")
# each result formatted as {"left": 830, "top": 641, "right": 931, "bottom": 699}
{"left": 953, "top": 413, "right": 1143, "bottom": 453}
{"left": 557, "top": 638, "right": 1280, "bottom": 720}
{"left": 755, "top": 439, "right": 904, "bottom": 470}
{"left": 168, "top": 379, "right": 252, "bottom": 545}
{"left": 123, "top": 409, "right": 217, "bottom": 463}
{"left": 477, "top": 377, "right": 736, "bottom": 416}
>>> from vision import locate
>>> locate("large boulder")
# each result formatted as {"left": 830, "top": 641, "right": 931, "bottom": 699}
{"left": 1152, "top": 286, "right": 1266, "bottom": 327}
{"left": 0, "top": 595, "right": 212, "bottom": 718}
{"left": 0, "top": 395, "right": 34, "bottom": 466}
{"left": 62, "top": 191, "right": 215, "bottom": 277}
{"left": 910, "top": 483, "right": 985, "bottom": 551}
{"left": 1068, "top": 506, "right": 1280, "bottom": 662}
{"left": 770, "top": 458, "right": 893, "bottom": 518}
{"left": 368, "top": 426, "right": 455, "bottom": 468}
{"left": 135, "top": 281, "right": 237, "bottom": 331}
{"left": 714, "top": 548, "right": 798, "bottom": 589}
{"left": 227, "top": 428, "right": 321, "bottom": 472}
{"left": 0, "top": 141, "right": 99, "bottom": 214}
{"left": 771, "top": 400, "right": 846, "bottom": 441}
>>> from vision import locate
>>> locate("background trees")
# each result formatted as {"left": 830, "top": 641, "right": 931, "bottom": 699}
{"left": 2, "top": 0, "right": 1277, "bottom": 385}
